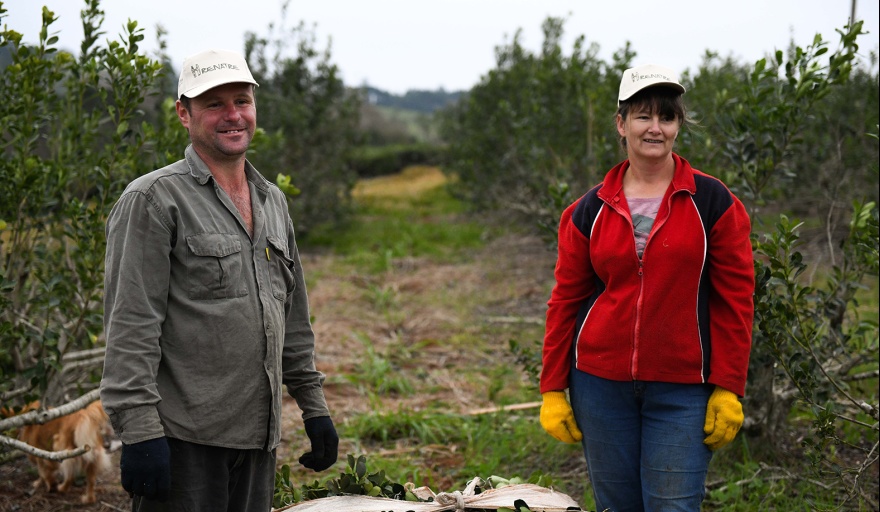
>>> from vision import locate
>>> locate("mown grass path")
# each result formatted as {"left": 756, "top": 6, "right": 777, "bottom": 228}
{"left": 276, "top": 166, "right": 590, "bottom": 504}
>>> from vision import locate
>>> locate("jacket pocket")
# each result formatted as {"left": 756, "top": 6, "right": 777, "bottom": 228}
{"left": 267, "top": 235, "right": 296, "bottom": 301}
{"left": 185, "top": 233, "right": 247, "bottom": 300}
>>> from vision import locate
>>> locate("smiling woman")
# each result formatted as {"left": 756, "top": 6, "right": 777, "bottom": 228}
{"left": 539, "top": 63, "right": 755, "bottom": 511}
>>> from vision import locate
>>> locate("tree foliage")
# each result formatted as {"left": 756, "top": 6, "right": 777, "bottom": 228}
{"left": 0, "top": 0, "right": 182, "bottom": 407}
{"left": 439, "top": 17, "right": 630, "bottom": 237}
{"left": 726, "top": 22, "right": 879, "bottom": 505}
{"left": 243, "top": 1, "right": 362, "bottom": 235}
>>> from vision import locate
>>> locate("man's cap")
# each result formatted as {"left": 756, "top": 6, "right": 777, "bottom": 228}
{"left": 178, "top": 49, "right": 258, "bottom": 99}
{"left": 618, "top": 64, "right": 685, "bottom": 104}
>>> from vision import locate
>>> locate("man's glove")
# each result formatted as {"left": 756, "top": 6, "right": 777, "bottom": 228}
{"left": 299, "top": 416, "right": 338, "bottom": 471}
{"left": 540, "top": 391, "right": 583, "bottom": 444}
{"left": 120, "top": 436, "right": 171, "bottom": 501}
{"left": 703, "top": 386, "right": 744, "bottom": 451}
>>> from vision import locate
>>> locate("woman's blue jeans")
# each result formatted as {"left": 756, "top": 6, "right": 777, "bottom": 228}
{"left": 569, "top": 370, "right": 714, "bottom": 512}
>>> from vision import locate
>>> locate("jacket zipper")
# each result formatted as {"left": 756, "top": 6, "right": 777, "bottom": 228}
{"left": 629, "top": 189, "right": 679, "bottom": 380}
{"left": 633, "top": 259, "right": 644, "bottom": 379}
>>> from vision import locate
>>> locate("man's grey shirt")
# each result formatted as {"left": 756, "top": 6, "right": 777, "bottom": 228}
{"left": 101, "top": 145, "right": 329, "bottom": 450}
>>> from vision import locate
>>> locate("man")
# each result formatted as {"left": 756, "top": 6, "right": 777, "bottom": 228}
{"left": 100, "top": 48, "right": 338, "bottom": 510}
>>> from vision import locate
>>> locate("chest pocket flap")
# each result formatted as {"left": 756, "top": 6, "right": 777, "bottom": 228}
{"left": 187, "top": 234, "right": 242, "bottom": 258}
{"left": 266, "top": 235, "right": 291, "bottom": 260}
{"left": 185, "top": 233, "right": 246, "bottom": 300}
{"left": 266, "top": 235, "right": 295, "bottom": 300}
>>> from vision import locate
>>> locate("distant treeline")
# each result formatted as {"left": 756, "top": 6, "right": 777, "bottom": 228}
{"left": 360, "top": 86, "right": 464, "bottom": 113}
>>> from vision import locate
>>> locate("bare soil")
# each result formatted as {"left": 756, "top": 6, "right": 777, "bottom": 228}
{"left": 0, "top": 230, "right": 558, "bottom": 511}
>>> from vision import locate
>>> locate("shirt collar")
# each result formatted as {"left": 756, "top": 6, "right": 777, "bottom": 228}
{"left": 183, "top": 144, "right": 270, "bottom": 194}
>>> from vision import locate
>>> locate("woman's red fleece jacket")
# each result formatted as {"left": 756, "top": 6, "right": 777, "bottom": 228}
{"left": 540, "top": 154, "right": 755, "bottom": 397}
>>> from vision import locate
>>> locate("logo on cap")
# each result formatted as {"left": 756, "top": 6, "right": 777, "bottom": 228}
{"left": 190, "top": 62, "right": 242, "bottom": 78}
{"left": 631, "top": 71, "right": 673, "bottom": 83}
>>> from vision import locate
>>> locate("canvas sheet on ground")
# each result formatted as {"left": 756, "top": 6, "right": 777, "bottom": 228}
{"left": 275, "top": 482, "right": 581, "bottom": 511}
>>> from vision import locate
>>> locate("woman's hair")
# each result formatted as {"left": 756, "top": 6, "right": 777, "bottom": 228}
{"left": 615, "top": 86, "right": 692, "bottom": 150}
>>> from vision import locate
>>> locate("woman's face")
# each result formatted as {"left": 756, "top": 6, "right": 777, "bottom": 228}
{"left": 616, "top": 108, "right": 680, "bottom": 162}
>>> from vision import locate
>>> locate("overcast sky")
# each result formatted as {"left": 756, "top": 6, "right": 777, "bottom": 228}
{"left": 4, "top": 0, "right": 879, "bottom": 94}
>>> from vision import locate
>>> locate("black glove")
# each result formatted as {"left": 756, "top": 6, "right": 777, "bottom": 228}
{"left": 120, "top": 436, "right": 171, "bottom": 501}
{"left": 299, "top": 416, "right": 338, "bottom": 471}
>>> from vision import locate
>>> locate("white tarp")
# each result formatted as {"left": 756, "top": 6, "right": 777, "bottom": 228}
{"left": 274, "top": 479, "right": 581, "bottom": 512}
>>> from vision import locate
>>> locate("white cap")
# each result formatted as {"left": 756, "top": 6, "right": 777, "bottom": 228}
{"left": 618, "top": 64, "right": 685, "bottom": 104}
{"left": 178, "top": 49, "right": 258, "bottom": 99}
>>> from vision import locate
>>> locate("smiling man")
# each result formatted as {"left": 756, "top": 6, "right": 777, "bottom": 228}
{"left": 100, "top": 49, "right": 338, "bottom": 511}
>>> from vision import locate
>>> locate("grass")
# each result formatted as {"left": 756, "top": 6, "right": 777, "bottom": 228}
{"left": 704, "top": 435, "right": 873, "bottom": 511}
{"left": 306, "top": 166, "right": 486, "bottom": 273}
{"left": 290, "top": 165, "right": 593, "bottom": 504}
{"left": 340, "top": 408, "right": 591, "bottom": 505}
{"left": 343, "top": 332, "right": 415, "bottom": 397}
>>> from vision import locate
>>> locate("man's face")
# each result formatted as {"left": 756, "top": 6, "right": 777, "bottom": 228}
{"left": 176, "top": 82, "right": 256, "bottom": 163}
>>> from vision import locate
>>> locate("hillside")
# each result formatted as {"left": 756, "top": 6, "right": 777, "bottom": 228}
{"left": 360, "top": 86, "right": 464, "bottom": 113}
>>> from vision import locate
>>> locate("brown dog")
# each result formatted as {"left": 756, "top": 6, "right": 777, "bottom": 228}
{"left": 5, "top": 400, "right": 112, "bottom": 504}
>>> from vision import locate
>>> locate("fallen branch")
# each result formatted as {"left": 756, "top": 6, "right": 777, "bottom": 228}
{"left": 467, "top": 401, "right": 542, "bottom": 415}
{"left": 60, "top": 356, "right": 105, "bottom": 373}
{"left": 485, "top": 315, "right": 544, "bottom": 325}
{"left": 707, "top": 462, "right": 834, "bottom": 494}
{"left": 842, "top": 369, "right": 879, "bottom": 382}
{"left": 848, "top": 441, "right": 880, "bottom": 506}
{"left": 0, "top": 385, "right": 31, "bottom": 403}
{"left": 0, "top": 388, "right": 101, "bottom": 432}
{"left": 62, "top": 346, "right": 106, "bottom": 362}
{"left": 0, "top": 434, "right": 92, "bottom": 461}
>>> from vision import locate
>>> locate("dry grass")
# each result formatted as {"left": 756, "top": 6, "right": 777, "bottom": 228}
{"left": 352, "top": 165, "right": 449, "bottom": 205}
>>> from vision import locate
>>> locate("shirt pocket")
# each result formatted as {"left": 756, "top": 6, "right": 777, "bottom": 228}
{"left": 267, "top": 235, "right": 296, "bottom": 301}
{"left": 185, "top": 233, "right": 248, "bottom": 300}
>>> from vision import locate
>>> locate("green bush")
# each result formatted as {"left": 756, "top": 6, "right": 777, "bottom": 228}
{"left": 348, "top": 143, "right": 447, "bottom": 178}
{"left": 243, "top": 15, "right": 362, "bottom": 236}
{"left": 0, "top": 0, "right": 183, "bottom": 403}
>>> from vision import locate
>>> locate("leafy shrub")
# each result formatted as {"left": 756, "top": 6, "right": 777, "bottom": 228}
{"left": 243, "top": 12, "right": 361, "bottom": 236}
{"left": 0, "top": 0, "right": 182, "bottom": 404}
{"left": 348, "top": 143, "right": 447, "bottom": 178}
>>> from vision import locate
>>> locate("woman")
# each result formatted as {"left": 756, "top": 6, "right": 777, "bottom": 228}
{"left": 539, "top": 64, "right": 754, "bottom": 511}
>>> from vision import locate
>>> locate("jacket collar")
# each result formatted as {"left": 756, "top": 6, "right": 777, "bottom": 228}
{"left": 597, "top": 152, "right": 696, "bottom": 204}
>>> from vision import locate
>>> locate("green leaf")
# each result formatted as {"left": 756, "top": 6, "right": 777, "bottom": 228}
{"left": 355, "top": 454, "right": 367, "bottom": 479}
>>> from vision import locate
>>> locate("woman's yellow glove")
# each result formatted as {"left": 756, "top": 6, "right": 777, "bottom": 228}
{"left": 703, "top": 386, "right": 744, "bottom": 450}
{"left": 540, "top": 391, "right": 583, "bottom": 444}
